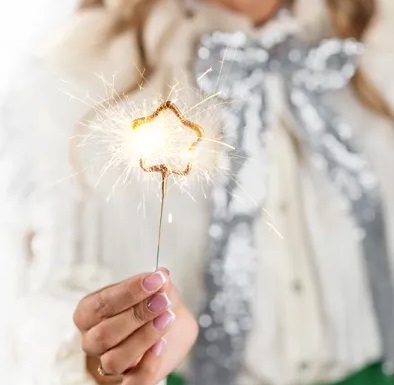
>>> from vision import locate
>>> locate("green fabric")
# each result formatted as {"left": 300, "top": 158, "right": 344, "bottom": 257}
{"left": 167, "top": 362, "right": 393, "bottom": 385}
{"left": 167, "top": 373, "right": 186, "bottom": 385}
{"left": 329, "top": 362, "right": 393, "bottom": 385}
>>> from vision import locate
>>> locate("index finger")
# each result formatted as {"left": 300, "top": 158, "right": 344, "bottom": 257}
{"left": 74, "top": 270, "right": 168, "bottom": 331}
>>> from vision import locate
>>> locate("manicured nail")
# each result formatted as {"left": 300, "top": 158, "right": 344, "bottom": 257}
{"left": 153, "top": 310, "right": 175, "bottom": 330}
{"left": 159, "top": 267, "right": 170, "bottom": 276}
{"left": 150, "top": 338, "right": 167, "bottom": 357}
{"left": 143, "top": 271, "right": 166, "bottom": 291}
{"left": 147, "top": 293, "right": 171, "bottom": 313}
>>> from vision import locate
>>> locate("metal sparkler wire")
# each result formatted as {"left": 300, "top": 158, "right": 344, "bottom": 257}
{"left": 131, "top": 100, "right": 205, "bottom": 268}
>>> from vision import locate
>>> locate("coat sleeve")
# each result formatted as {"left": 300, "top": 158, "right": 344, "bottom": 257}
{"left": 0, "top": 66, "right": 40, "bottom": 371}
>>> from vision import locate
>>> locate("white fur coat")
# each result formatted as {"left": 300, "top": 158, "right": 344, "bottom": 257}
{"left": 1, "top": 0, "right": 394, "bottom": 384}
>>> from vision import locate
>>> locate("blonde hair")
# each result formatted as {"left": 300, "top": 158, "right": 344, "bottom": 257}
{"left": 326, "top": 0, "right": 394, "bottom": 120}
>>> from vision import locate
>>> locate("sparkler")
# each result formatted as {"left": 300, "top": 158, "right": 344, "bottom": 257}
{"left": 131, "top": 100, "right": 204, "bottom": 269}
{"left": 71, "top": 77, "right": 235, "bottom": 270}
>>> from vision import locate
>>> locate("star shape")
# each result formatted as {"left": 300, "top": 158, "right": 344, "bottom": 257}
{"left": 131, "top": 101, "right": 204, "bottom": 177}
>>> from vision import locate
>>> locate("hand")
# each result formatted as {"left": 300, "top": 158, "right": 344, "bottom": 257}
{"left": 74, "top": 269, "right": 198, "bottom": 385}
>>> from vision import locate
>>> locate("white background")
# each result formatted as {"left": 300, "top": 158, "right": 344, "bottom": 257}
{"left": 0, "top": 0, "right": 77, "bottom": 100}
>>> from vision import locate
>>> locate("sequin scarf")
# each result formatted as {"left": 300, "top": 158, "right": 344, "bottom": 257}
{"left": 189, "top": 11, "right": 394, "bottom": 385}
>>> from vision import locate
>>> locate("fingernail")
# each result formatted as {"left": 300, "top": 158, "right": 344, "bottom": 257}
{"left": 147, "top": 293, "right": 171, "bottom": 313}
{"left": 159, "top": 267, "right": 170, "bottom": 276}
{"left": 153, "top": 310, "right": 175, "bottom": 330}
{"left": 151, "top": 338, "right": 167, "bottom": 357}
{"left": 143, "top": 271, "right": 166, "bottom": 291}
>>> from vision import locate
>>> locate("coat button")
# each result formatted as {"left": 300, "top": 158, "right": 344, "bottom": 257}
{"left": 299, "top": 361, "right": 310, "bottom": 371}
{"left": 291, "top": 279, "right": 303, "bottom": 293}
{"left": 279, "top": 202, "right": 288, "bottom": 213}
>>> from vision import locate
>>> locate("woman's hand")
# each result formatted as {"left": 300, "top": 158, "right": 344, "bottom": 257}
{"left": 73, "top": 269, "right": 198, "bottom": 385}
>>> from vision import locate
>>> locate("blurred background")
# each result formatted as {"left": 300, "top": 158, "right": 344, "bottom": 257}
{"left": 0, "top": 0, "right": 77, "bottom": 99}
{"left": 1, "top": 1, "right": 394, "bottom": 385}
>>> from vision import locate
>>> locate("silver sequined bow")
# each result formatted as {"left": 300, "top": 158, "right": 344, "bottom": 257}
{"left": 189, "top": 20, "right": 394, "bottom": 385}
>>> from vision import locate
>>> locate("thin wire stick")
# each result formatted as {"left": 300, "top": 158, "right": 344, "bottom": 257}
{"left": 156, "top": 172, "right": 168, "bottom": 270}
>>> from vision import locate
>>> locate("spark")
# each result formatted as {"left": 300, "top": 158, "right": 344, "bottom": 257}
{"left": 184, "top": 92, "right": 222, "bottom": 114}
{"left": 265, "top": 220, "right": 285, "bottom": 240}
{"left": 71, "top": 74, "right": 230, "bottom": 268}
{"left": 262, "top": 208, "right": 285, "bottom": 240}
{"left": 61, "top": 58, "right": 284, "bottom": 268}
{"left": 201, "top": 137, "right": 235, "bottom": 150}
{"left": 197, "top": 67, "right": 213, "bottom": 82}
{"left": 82, "top": 82, "right": 229, "bottom": 198}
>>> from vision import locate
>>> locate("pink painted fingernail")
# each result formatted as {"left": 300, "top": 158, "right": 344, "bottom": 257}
{"left": 159, "top": 267, "right": 170, "bottom": 276}
{"left": 153, "top": 310, "right": 175, "bottom": 330}
{"left": 147, "top": 293, "right": 171, "bottom": 313}
{"left": 143, "top": 271, "right": 166, "bottom": 291}
{"left": 151, "top": 338, "right": 167, "bottom": 357}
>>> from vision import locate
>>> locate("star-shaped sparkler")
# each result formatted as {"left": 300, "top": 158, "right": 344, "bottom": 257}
{"left": 132, "top": 100, "right": 204, "bottom": 177}
{"left": 131, "top": 100, "right": 205, "bottom": 268}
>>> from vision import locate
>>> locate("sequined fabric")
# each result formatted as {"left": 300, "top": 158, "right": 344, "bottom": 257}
{"left": 190, "top": 11, "right": 394, "bottom": 385}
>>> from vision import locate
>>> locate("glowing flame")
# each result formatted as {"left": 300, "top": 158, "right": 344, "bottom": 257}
{"left": 78, "top": 78, "right": 231, "bottom": 197}
{"left": 131, "top": 101, "right": 204, "bottom": 178}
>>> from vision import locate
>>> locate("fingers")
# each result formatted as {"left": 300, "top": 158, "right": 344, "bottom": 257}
{"left": 121, "top": 339, "right": 168, "bottom": 385}
{"left": 82, "top": 292, "right": 172, "bottom": 356}
{"left": 100, "top": 310, "right": 176, "bottom": 375}
{"left": 149, "top": 338, "right": 168, "bottom": 357}
{"left": 74, "top": 270, "right": 168, "bottom": 330}
{"left": 121, "top": 306, "right": 199, "bottom": 385}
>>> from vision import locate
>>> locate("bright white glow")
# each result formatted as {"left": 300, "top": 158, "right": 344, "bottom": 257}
{"left": 131, "top": 108, "right": 199, "bottom": 173}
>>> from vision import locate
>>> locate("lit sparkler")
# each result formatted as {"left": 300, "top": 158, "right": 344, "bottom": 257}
{"left": 131, "top": 100, "right": 205, "bottom": 269}
{"left": 69, "top": 78, "right": 237, "bottom": 269}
